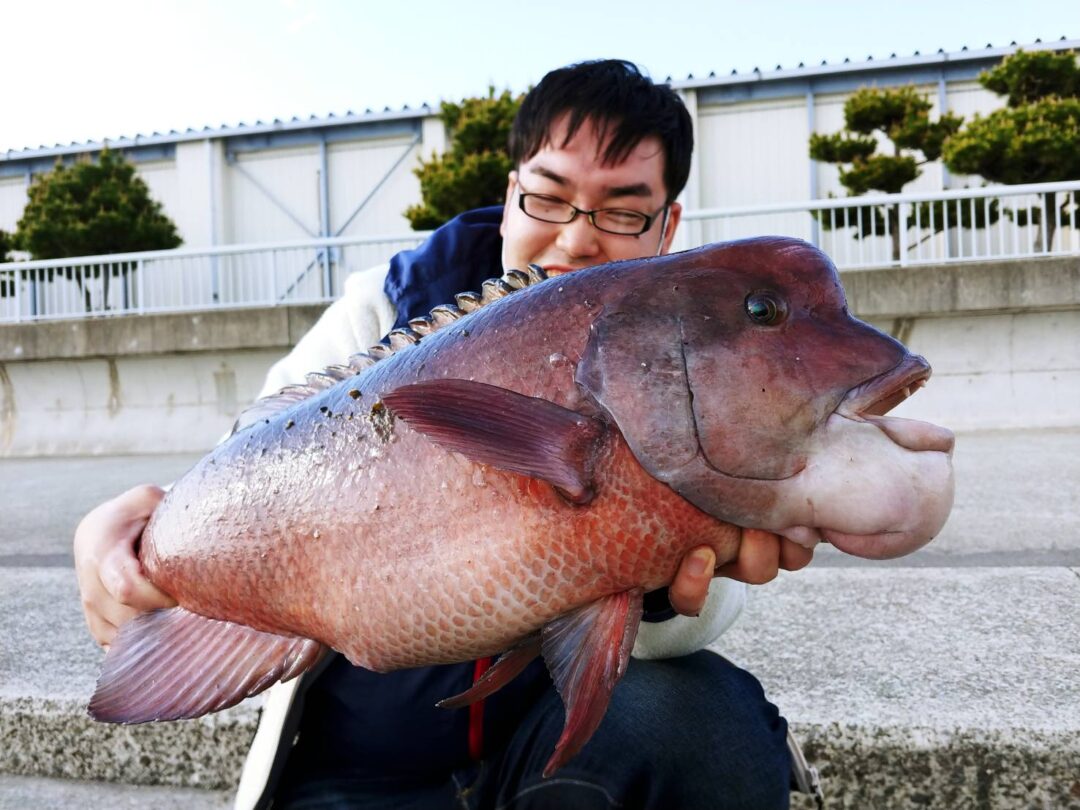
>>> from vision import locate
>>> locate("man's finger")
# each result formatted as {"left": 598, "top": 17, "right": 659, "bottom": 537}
{"left": 716, "top": 528, "right": 781, "bottom": 585}
{"left": 89, "top": 576, "right": 146, "bottom": 631}
{"left": 84, "top": 609, "right": 119, "bottom": 649}
{"left": 99, "top": 544, "right": 177, "bottom": 611}
{"left": 779, "top": 538, "right": 814, "bottom": 572}
{"left": 668, "top": 546, "right": 715, "bottom": 616}
{"left": 112, "top": 484, "right": 167, "bottom": 517}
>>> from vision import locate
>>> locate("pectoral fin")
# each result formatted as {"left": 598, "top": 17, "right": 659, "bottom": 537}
{"left": 89, "top": 607, "right": 325, "bottom": 723}
{"left": 540, "top": 589, "right": 644, "bottom": 776}
{"left": 382, "top": 379, "right": 605, "bottom": 503}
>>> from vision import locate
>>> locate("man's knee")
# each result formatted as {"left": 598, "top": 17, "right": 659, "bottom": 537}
{"left": 594, "top": 651, "right": 791, "bottom": 808}
{"left": 495, "top": 652, "right": 791, "bottom": 809}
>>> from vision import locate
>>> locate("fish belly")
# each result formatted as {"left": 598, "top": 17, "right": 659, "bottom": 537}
{"left": 143, "top": 403, "right": 738, "bottom": 673}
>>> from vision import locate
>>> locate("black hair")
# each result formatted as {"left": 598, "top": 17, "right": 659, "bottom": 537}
{"left": 508, "top": 59, "right": 693, "bottom": 204}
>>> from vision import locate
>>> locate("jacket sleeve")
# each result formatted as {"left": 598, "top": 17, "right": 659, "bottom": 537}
{"left": 257, "top": 263, "right": 398, "bottom": 397}
{"left": 631, "top": 578, "right": 747, "bottom": 660}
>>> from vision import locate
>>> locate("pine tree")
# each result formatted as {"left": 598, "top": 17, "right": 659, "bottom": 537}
{"left": 15, "top": 149, "right": 181, "bottom": 310}
{"left": 943, "top": 49, "right": 1080, "bottom": 250}
{"left": 810, "top": 86, "right": 964, "bottom": 259}
{"left": 405, "top": 89, "right": 523, "bottom": 230}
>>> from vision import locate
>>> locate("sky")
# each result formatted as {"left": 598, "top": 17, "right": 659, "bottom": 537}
{"left": 1, "top": 0, "right": 1077, "bottom": 153}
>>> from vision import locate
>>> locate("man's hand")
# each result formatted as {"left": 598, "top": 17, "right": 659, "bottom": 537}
{"left": 73, "top": 485, "right": 177, "bottom": 648}
{"left": 668, "top": 529, "right": 815, "bottom": 616}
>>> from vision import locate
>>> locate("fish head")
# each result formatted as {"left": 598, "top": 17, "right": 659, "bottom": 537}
{"left": 577, "top": 237, "right": 955, "bottom": 560}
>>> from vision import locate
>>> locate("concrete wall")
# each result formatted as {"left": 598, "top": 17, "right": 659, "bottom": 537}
{"left": 845, "top": 256, "right": 1080, "bottom": 431}
{"left": 0, "top": 307, "right": 326, "bottom": 456}
{"left": 0, "top": 256, "right": 1077, "bottom": 457}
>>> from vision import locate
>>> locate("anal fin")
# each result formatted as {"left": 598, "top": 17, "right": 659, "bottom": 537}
{"left": 540, "top": 589, "right": 644, "bottom": 777}
{"left": 436, "top": 635, "right": 542, "bottom": 709}
{"left": 89, "top": 607, "right": 325, "bottom": 723}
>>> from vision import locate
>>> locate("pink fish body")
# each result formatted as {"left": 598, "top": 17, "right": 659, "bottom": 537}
{"left": 90, "top": 238, "right": 955, "bottom": 774}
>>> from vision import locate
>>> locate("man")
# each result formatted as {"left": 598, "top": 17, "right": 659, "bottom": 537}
{"left": 75, "top": 60, "right": 813, "bottom": 809}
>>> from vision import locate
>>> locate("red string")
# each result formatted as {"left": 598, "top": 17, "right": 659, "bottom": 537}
{"left": 468, "top": 657, "right": 493, "bottom": 760}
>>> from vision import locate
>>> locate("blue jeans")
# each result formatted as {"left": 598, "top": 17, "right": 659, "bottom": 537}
{"left": 277, "top": 651, "right": 791, "bottom": 810}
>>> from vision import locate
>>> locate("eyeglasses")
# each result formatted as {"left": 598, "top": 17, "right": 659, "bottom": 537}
{"left": 517, "top": 184, "right": 664, "bottom": 236}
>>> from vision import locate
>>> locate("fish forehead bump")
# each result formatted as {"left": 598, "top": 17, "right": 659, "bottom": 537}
{"left": 579, "top": 237, "right": 843, "bottom": 311}
{"left": 697, "top": 237, "right": 843, "bottom": 298}
{"left": 678, "top": 236, "right": 835, "bottom": 271}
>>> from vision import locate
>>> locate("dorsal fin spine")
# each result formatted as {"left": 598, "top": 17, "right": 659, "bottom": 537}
{"left": 231, "top": 268, "right": 548, "bottom": 434}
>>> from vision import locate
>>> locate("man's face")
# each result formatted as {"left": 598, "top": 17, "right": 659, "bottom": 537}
{"left": 500, "top": 115, "right": 683, "bottom": 276}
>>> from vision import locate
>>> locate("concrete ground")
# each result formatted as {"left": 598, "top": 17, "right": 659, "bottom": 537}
{"left": 0, "top": 453, "right": 200, "bottom": 565}
{"left": 1, "top": 429, "right": 1078, "bottom": 808}
{"left": 0, "top": 775, "right": 231, "bottom": 809}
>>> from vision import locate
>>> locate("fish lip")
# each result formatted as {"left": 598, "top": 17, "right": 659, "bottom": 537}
{"left": 834, "top": 353, "right": 955, "bottom": 455}
{"left": 836, "top": 355, "right": 932, "bottom": 419}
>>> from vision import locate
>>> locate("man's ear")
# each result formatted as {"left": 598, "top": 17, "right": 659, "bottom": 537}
{"left": 659, "top": 201, "right": 683, "bottom": 255}
{"left": 500, "top": 171, "right": 518, "bottom": 239}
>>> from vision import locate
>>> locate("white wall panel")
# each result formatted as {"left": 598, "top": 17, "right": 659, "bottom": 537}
{"left": 698, "top": 99, "right": 810, "bottom": 207}
{"left": 224, "top": 145, "right": 321, "bottom": 244}
{"left": 0, "top": 177, "right": 28, "bottom": 234}
{"left": 694, "top": 98, "right": 813, "bottom": 245}
{"left": 946, "top": 80, "right": 1003, "bottom": 120}
{"left": 137, "top": 159, "right": 180, "bottom": 233}
{"left": 943, "top": 80, "right": 1004, "bottom": 189}
{"left": 168, "top": 141, "right": 217, "bottom": 248}
{"left": 811, "top": 94, "right": 848, "bottom": 200}
{"left": 327, "top": 136, "right": 421, "bottom": 238}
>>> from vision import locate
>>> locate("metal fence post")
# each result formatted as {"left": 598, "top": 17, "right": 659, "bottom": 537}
{"left": 13, "top": 269, "right": 21, "bottom": 323}
{"left": 317, "top": 241, "right": 335, "bottom": 299}
{"left": 269, "top": 250, "right": 278, "bottom": 305}
{"left": 137, "top": 259, "right": 145, "bottom": 313}
{"left": 898, "top": 202, "right": 909, "bottom": 267}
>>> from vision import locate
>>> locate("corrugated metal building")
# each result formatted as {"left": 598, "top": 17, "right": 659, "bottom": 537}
{"left": 1, "top": 38, "right": 1075, "bottom": 250}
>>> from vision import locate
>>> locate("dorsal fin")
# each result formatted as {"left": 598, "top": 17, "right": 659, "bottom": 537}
{"left": 230, "top": 266, "right": 549, "bottom": 435}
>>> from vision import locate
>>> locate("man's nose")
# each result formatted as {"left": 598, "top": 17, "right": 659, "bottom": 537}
{"left": 556, "top": 214, "right": 602, "bottom": 259}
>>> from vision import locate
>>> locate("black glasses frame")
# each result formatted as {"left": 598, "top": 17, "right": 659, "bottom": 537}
{"left": 516, "top": 190, "right": 662, "bottom": 236}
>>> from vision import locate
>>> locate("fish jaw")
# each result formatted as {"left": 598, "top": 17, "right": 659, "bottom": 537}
{"left": 769, "top": 358, "right": 956, "bottom": 560}
{"left": 773, "top": 413, "right": 955, "bottom": 558}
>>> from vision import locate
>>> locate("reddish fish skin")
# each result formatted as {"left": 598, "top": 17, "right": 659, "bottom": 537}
{"left": 144, "top": 394, "right": 741, "bottom": 671}
{"left": 140, "top": 236, "right": 951, "bottom": 672}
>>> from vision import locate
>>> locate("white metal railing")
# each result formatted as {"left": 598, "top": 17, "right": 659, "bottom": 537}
{"left": 2, "top": 180, "right": 1078, "bottom": 323}
{"left": 675, "top": 179, "right": 1080, "bottom": 270}
{"left": 0, "top": 233, "right": 428, "bottom": 323}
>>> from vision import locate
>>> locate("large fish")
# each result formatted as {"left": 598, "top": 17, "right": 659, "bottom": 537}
{"left": 89, "top": 237, "right": 955, "bottom": 775}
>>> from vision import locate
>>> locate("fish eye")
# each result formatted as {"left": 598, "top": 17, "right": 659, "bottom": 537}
{"left": 744, "top": 291, "right": 787, "bottom": 326}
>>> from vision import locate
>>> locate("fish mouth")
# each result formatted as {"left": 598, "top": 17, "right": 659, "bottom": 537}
{"left": 838, "top": 354, "right": 931, "bottom": 418}
{"left": 835, "top": 355, "right": 954, "bottom": 454}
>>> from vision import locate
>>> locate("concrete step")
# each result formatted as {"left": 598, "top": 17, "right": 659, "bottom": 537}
{"left": 0, "top": 567, "right": 257, "bottom": 791}
{"left": 2, "top": 432, "right": 1078, "bottom": 807}
{"left": 0, "top": 453, "right": 201, "bottom": 561}
{"left": 717, "top": 565, "right": 1080, "bottom": 810}
{"left": 0, "top": 774, "right": 230, "bottom": 810}
{"left": 3, "top": 428, "right": 1078, "bottom": 564}
{"left": 3, "top": 564, "right": 1078, "bottom": 808}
